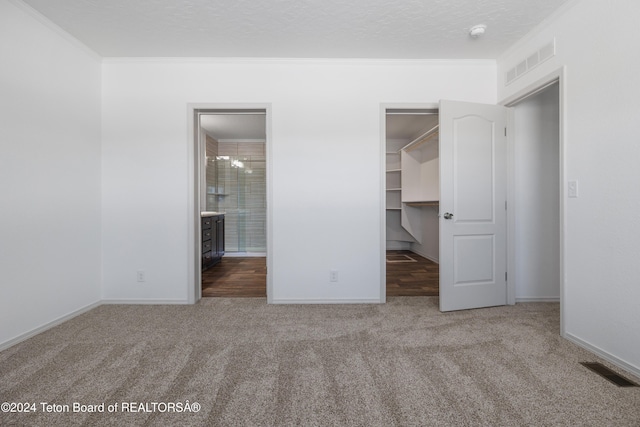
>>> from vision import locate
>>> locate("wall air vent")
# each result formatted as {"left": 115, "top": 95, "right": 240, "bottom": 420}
{"left": 505, "top": 39, "right": 556, "bottom": 86}
{"left": 527, "top": 52, "right": 540, "bottom": 69}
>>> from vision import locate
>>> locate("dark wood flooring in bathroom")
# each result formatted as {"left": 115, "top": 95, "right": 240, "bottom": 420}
{"left": 202, "top": 257, "right": 267, "bottom": 297}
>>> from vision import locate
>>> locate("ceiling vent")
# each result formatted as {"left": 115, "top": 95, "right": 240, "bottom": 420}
{"left": 505, "top": 39, "right": 556, "bottom": 86}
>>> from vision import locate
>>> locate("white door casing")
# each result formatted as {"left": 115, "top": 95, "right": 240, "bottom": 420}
{"left": 439, "top": 100, "right": 508, "bottom": 312}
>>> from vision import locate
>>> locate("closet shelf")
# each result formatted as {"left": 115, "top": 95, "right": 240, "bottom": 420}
{"left": 405, "top": 201, "right": 439, "bottom": 207}
{"left": 386, "top": 169, "right": 401, "bottom": 173}
{"left": 387, "top": 188, "right": 401, "bottom": 192}
{"left": 399, "top": 125, "right": 439, "bottom": 153}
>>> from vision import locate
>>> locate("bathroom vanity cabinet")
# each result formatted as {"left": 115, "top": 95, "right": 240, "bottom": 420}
{"left": 202, "top": 213, "right": 225, "bottom": 270}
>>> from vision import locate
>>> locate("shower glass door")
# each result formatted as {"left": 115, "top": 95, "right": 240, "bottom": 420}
{"left": 206, "top": 155, "right": 266, "bottom": 253}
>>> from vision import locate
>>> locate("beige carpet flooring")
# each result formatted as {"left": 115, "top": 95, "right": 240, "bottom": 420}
{"left": 1, "top": 297, "right": 639, "bottom": 426}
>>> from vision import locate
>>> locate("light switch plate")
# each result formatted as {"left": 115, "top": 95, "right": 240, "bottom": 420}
{"left": 568, "top": 180, "right": 578, "bottom": 198}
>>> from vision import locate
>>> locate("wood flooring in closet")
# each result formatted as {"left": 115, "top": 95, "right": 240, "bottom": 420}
{"left": 201, "top": 251, "right": 439, "bottom": 298}
{"left": 385, "top": 250, "right": 439, "bottom": 296}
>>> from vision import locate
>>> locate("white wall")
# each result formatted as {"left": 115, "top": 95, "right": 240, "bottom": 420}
{"left": 513, "top": 84, "right": 560, "bottom": 300}
{"left": 499, "top": 0, "right": 640, "bottom": 374}
{"left": 410, "top": 207, "right": 439, "bottom": 263}
{"left": 0, "top": 0, "right": 102, "bottom": 346}
{"left": 101, "top": 59, "right": 496, "bottom": 303}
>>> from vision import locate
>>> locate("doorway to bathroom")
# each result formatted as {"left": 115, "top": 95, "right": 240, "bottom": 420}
{"left": 196, "top": 108, "right": 269, "bottom": 298}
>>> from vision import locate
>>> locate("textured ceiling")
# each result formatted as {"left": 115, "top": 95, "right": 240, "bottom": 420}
{"left": 21, "top": 0, "right": 570, "bottom": 59}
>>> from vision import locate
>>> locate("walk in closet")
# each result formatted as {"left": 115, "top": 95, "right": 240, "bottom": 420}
{"left": 386, "top": 109, "right": 440, "bottom": 263}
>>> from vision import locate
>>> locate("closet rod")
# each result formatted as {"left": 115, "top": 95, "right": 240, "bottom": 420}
{"left": 198, "top": 111, "right": 266, "bottom": 116}
{"left": 386, "top": 108, "right": 438, "bottom": 115}
{"left": 386, "top": 112, "right": 438, "bottom": 115}
{"left": 399, "top": 124, "right": 439, "bottom": 152}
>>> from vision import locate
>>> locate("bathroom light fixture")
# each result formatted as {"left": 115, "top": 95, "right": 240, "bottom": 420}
{"left": 469, "top": 24, "right": 487, "bottom": 38}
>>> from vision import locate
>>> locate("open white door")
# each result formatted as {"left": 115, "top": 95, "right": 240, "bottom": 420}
{"left": 439, "top": 100, "right": 508, "bottom": 312}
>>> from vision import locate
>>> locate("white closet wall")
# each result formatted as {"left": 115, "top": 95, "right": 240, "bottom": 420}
{"left": 409, "top": 207, "right": 439, "bottom": 262}
{"left": 513, "top": 84, "right": 560, "bottom": 300}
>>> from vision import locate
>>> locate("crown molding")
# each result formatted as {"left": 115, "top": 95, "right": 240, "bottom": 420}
{"left": 101, "top": 56, "right": 496, "bottom": 67}
{"left": 8, "top": 0, "right": 102, "bottom": 62}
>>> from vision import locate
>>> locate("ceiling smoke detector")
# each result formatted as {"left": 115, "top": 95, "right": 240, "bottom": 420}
{"left": 469, "top": 24, "right": 487, "bottom": 39}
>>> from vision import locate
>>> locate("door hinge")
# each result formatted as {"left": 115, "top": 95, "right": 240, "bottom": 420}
{"left": 505, "top": 271, "right": 508, "bottom": 281}
{"left": 504, "top": 127, "right": 507, "bottom": 137}
{"left": 505, "top": 200, "right": 507, "bottom": 210}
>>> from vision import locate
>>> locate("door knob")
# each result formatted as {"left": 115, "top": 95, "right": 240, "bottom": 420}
{"left": 443, "top": 212, "right": 454, "bottom": 220}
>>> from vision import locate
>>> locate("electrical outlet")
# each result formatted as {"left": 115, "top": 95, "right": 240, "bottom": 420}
{"left": 137, "top": 270, "right": 146, "bottom": 282}
{"left": 329, "top": 270, "right": 339, "bottom": 282}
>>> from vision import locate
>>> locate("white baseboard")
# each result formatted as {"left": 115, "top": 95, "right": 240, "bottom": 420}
{"left": 386, "top": 242, "right": 412, "bottom": 251}
{"left": 271, "top": 298, "right": 382, "bottom": 304}
{"left": 385, "top": 247, "right": 440, "bottom": 264}
{"left": 407, "top": 249, "right": 439, "bottom": 264}
{"left": 515, "top": 297, "right": 560, "bottom": 303}
{"left": 564, "top": 332, "right": 640, "bottom": 380}
{"left": 101, "top": 299, "right": 190, "bottom": 305}
{"left": 0, "top": 300, "right": 102, "bottom": 352}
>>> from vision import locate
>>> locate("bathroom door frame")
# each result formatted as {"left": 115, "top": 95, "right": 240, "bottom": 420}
{"left": 187, "top": 103, "right": 273, "bottom": 304}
